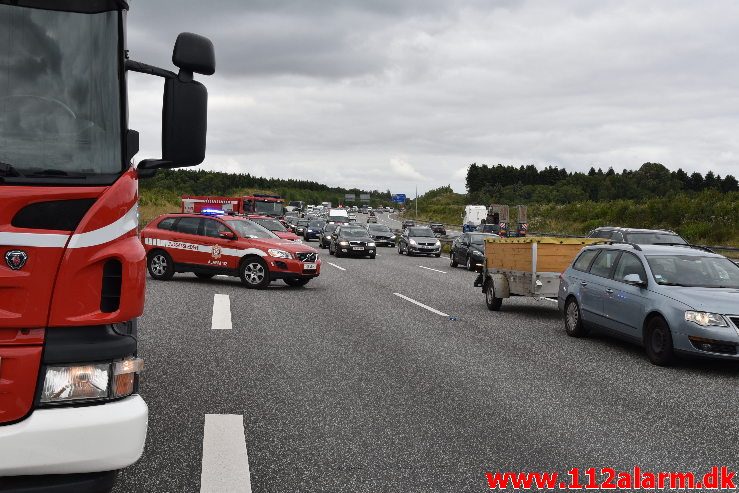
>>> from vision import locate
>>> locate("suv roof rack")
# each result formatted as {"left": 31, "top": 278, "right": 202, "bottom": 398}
{"left": 605, "top": 241, "right": 642, "bottom": 251}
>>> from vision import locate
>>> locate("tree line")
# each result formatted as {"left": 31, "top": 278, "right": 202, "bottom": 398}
{"left": 466, "top": 162, "right": 738, "bottom": 204}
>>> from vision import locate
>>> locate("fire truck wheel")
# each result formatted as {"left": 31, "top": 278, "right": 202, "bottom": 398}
{"left": 148, "top": 251, "right": 174, "bottom": 280}
{"left": 240, "top": 257, "right": 271, "bottom": 289}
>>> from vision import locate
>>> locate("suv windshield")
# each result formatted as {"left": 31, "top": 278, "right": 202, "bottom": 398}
{"left": 226, "top": 220, "right": 277, "bottom": 239}
{"left": 368, "top": 225, "right": 392, "bottom": 233}
{"left": 0, "top": 6, "right": 122, "bottom": 184}
{"left": 342, "top": 229, "right": 369, "bottom": 238}
{"left": 408, "top": 228, "right": 435, "bottom": 237}
{"left": 646, "top": 255, "right": 739, "bottom": 288}
{"left": 252, "top": 218, "right": 286, "bottom": 232}
{"left": 626, "top": 232, "right": 687, "bottom": 245}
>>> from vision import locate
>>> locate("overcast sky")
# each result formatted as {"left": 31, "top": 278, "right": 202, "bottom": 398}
{"left": 127, "top": 0, "right": 739, "bottom": 194}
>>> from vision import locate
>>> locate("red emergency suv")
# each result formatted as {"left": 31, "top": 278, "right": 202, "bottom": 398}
{"left": 141, "top": 213, "right": 321, "bottom": 288}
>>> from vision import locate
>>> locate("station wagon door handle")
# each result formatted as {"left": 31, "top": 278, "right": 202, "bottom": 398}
{"left": 605, "top": 288, "right": 614, "bottom": 294}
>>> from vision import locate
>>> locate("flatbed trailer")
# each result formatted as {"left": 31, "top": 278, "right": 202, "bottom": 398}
{"left": 474, "top": 237, "right": 603, "bottom": 311}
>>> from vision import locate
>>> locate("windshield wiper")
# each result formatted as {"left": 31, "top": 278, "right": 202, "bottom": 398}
{"left": 26, "top": 169, "right": 87, "bottom": 179}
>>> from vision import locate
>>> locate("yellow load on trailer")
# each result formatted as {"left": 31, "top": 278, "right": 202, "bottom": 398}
{"left": 473, "top": 237, "right": 604, "bottom": 311}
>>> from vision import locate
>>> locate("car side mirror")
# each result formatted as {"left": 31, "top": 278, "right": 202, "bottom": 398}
{"left": 623, "top": 274, "right": 647, "bottom": 287}
{"left": 219, "top": 231, "right": 237, "bottom": 240}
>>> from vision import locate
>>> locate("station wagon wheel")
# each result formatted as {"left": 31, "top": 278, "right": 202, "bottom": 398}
{"left": 564, "top": 298, "right": 588, "bottom": 337}
{"left": 485, "top": 281, "right": 502, "bottom": 311}
{"left": 239, "top": 258, "right": 270, "bottom": 289}
{"left": 147, "top": 250, "right": 174, "bottom": 281}
{"left": 450, "top": 252, "right": 458, "bottom": 267}
{"left": 645, "top": 317, "right": 675, "bottom": 366}
{"left": 466, "top": 255, "right": 474, "bottom": 271}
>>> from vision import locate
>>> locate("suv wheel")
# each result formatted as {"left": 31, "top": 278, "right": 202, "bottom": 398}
{"left": 564, "top": 298, "right": 589, "bottom": 337}
{"left": 645, "top": 317, "right": 675, "bottom": 366}
{"left": 148, "top": 251, "right": 174, "bottom": 280}
{"left": 240, "top": 258, "right": 270, "bottom": 289}
{"left": 485, "top": 280, "right": 502, "bottom": 311}
{"left": 466, "top": 256, "right": 473, "bottom": 271}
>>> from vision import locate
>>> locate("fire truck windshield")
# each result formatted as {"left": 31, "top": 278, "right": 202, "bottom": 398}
{"left": 254, "top": 201, "right": 284, "bottom": 215}
{"left": 0, "top": 6, "right": 123, "bottom": 184}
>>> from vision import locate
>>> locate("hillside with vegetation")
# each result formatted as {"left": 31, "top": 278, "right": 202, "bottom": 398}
{"left": 405, "top": 163, "right": 738, "bottom": 247}
{"left": 138, "top": 169, "right": 391, "bottom": 224}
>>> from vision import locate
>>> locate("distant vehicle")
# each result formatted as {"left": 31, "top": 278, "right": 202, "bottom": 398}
{"left": 328, "top": 208, "right": 349, "bottom": 224}
{"left": 361, "top": 206, "right": 368, "bottom": 214}
{"left": 450, "top": 233, "right": 499, "bottom": 270}
{"left": 348, "top": 213, "right": 357, "bottom": 222}
{"left": 319, "top": 223, "right": 339, "bottom": 248}
{"left": 397, "top": 227, "right": 441, "bottom": 257}
{"left": 289, "top": 200, "right": 305, "bottom": 212}
{"left": 321, "top": 201, "right": 332, "bottom": 209}
{"left": 284, "top": 215, "right": 299, "bottom": 229}
{"left": 141, "top": 213, "right": 320, "bottom": 288}
{"left": 304, "top": 220, "right": 326, "bottom": 241}
{"left": 366, "top": 224, "right": 396, "bottom": 247}
{"left": 462, "top": 205, "right": 488, "bottom": 233}
{"left": 402, "top": 220, "right": 416, "bottom": 229}
{"left": 329, "top": 225, "right": 377, "bottom": 259}
{"left": 293, "top": 219, "right": 310, "bottom": 236}
{"left": 430, "top": 223, "right": 446, "bottom": 237}
{"left": 350, "top": 206, "right": 359, "bottom": 212}
{"left": 248, "top": 215, "right": 302, "bottom": 242}
{"left": 476, "top": 224, "right": 502, "bottom": 234}
{"left": 559, "top": 244, "right": 739, "bottom": 365}
{"left": 587, "top": 227, "right": 688, "bottom": 245}
{"left": 366, "top": 215, "right": 378, "bottom": 224}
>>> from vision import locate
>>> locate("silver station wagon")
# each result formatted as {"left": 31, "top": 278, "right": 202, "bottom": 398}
{"left": 558, "top": 244, "right": 739, "bottom": 365}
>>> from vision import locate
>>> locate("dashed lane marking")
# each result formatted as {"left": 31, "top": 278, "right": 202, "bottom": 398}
{"left": 211, "top": 294, "right": 232, "bottom": 330}
{"left": 419, "top": 265, "right": 447, "bottom": 274}
{"left": 327, "top": 262, "right": 347, "bottom": 271}
{"left": 393, "top": 293, "right": 450, "bottom": 317}
{"left": 200, "top": 414, "right": 252, "bottom": 493}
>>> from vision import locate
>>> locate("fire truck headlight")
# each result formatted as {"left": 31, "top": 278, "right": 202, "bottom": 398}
{"left": 41, "top": 363, "right": 110, "bottom": 403}
{"left": 40, "top": 357, "right": 143, "bottom": 404}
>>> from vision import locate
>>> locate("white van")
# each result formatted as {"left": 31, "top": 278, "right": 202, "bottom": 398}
{"left": 328, "top": 208, "right": 349, "bottom": 224}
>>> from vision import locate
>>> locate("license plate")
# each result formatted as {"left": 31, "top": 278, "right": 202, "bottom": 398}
{"left": 352, "top": 247, "right": 364, "bottom": 250}
{"left": 304, "top": 263, "right": 317, "bottom": 270}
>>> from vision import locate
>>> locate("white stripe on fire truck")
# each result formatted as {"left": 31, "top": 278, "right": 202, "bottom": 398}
{"left": 0, "top": 232, "right": 70, "bottom": 248}
{"left": 67, "top": 204, "right": 139, "bottom": 249}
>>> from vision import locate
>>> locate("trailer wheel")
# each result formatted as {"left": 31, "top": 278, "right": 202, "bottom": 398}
{"left": 485, "top": 281, "right": 502, "bottom": 311}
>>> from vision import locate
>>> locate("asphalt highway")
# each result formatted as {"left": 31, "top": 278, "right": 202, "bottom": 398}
{"left": 114, "top": 213, "right": 739, "bottom": 492}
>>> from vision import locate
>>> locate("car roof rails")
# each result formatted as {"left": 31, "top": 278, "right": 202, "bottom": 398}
{"left": 604, "top": 241, "right": 642, "bottom": 251}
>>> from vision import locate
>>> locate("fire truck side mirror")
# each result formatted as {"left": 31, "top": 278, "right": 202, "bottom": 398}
{"left": 160, "top": 77, "right": 208, "bottom": 167}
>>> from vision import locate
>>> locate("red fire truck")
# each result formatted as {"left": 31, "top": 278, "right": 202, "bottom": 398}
{"left": 0, "top": 1, "right": 214, "bottom": 491}
{"left": 182, "top": 194, "right": 286, "bottom": 218}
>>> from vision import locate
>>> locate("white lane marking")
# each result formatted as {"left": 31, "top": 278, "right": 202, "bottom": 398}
{"left": 327, "top": 262, "right": 346, "bottom": 271}
{"left": 211, "top": 294, "right": 233, "bottom": 330}
{"left": 419, "top": 265, "right": 446, "bottom": 274}
{"left": 200, "top": 414, "right": 252, "bottom": 493}
{"left": 393, "top": 293, "right": 449, "bottom": 317}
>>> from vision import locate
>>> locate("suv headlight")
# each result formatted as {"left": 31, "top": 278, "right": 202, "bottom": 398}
{"left": 339, "top": 241, "right": 349, "bottom": 246}
{"left": 685, "top": 311, "right": 728, "bottom": 327}
{"left": 435, "top": 240, "right": 441, "bottom": 247}
{"left": 268, "top": 249, "right": 292, "bottom": 259}
{"left": 368, "top": 242, "right": 376, "bottom": 247}
{"left": 40, "top": 357, "right": 144, "bottom": 404}
{"left": 409, "top": 239, "right": 417, "bottom": 245}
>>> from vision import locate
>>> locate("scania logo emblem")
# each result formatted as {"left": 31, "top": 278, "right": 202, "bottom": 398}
{"left": 5, "top": 250, "right": 28, "bottom": 270}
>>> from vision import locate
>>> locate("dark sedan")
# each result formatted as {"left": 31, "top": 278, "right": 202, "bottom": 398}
{"left": 329, "top": 226, "right": 376, "bottom": 259}
{"left": 430, "top": 223, "right": 446, "bottom": 237}
{"left": 304, "top": 220, "right": 326, "bottom": 241}
{"left": 366, "top": 224, "right": 396, "bottom": 247}
{"left": 450, "top": 232, "right": 499, "bottom": 270}
{"left": 293, "top": 219, "right": 310, "bottom": 236}
{"left": 319, "top": 223, "right": 339, "bottom": 248}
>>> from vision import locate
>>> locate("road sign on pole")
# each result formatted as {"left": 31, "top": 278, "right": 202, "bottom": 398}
{"left": 391, "top": 194, "right": 406, "bottom": 204}
{"left": 344, "top": 193, "right": 356, "bottom": 202}
{"left": 359, "top": 194, "right": 371, "bottom": 203}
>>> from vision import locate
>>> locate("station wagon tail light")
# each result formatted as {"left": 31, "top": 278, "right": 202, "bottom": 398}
{"left": 685, "top": 311, "right": 728, "bottom": 327}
